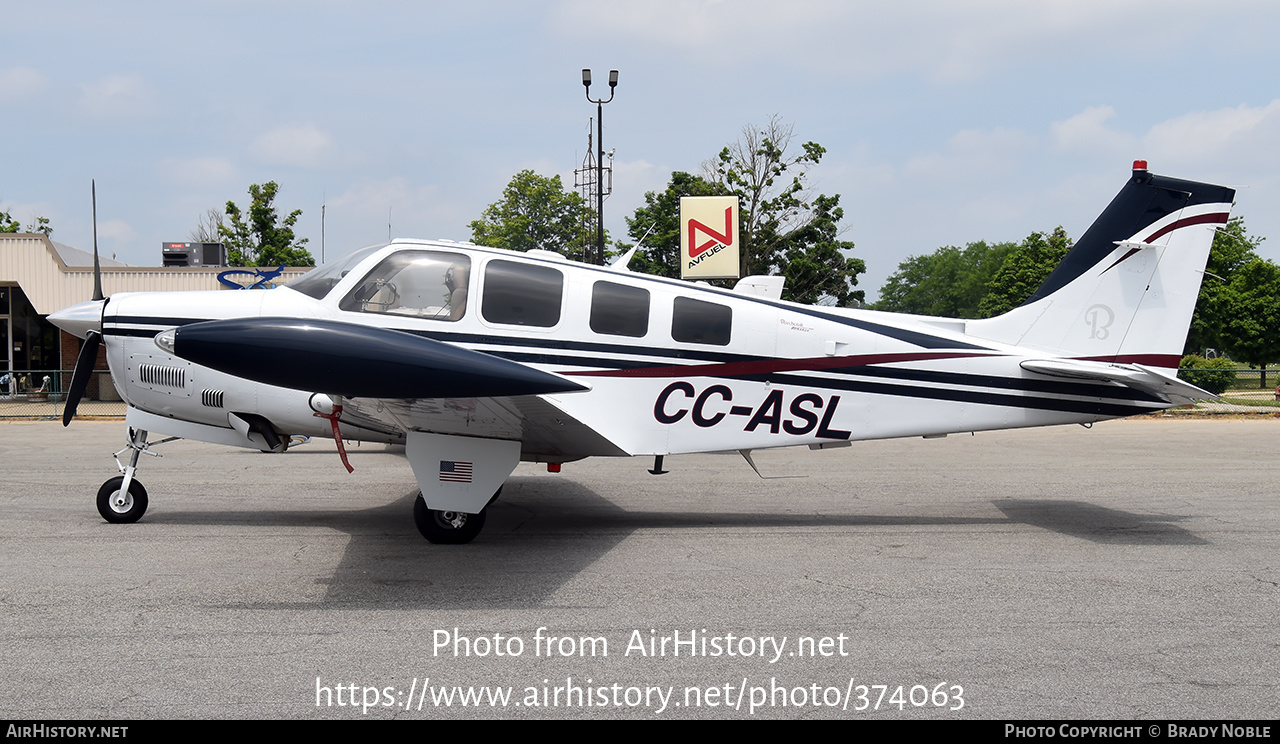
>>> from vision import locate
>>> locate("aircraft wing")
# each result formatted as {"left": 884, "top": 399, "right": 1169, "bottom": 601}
{"left": 338, "top": 393, "right": 630, "bottom": 459}
{"left": 1020, "top": 358, "right": 1215, "bottom": 405}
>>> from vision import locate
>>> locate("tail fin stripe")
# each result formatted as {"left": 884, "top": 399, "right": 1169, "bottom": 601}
{"left": 1100, "top": 246, "right": 1145, "bottom": 275}
{"left": 1143, "top": 211, "right": 1229, "bottom": 244}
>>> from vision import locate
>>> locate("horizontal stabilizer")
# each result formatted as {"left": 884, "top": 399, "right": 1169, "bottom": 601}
{"left": 163, "top": 317, "right": 590, "bottom": 399}
{"left": 1021, "top": 358, "right": 1214, "bottom": 403}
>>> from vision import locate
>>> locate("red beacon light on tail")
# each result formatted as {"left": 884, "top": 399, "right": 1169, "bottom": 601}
{"left": 1133, "top": 160, "right": 1148, "bottom": 171}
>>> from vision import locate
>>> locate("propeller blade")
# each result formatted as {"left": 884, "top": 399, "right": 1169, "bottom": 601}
{"left": 91, "top": 180, "right": 103, "bottom": 302}
{"left": 62, "top": 330, "right": 102, "bottom": 427}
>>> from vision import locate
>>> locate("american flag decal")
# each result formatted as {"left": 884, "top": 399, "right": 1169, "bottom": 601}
{"left": 439, "top": 460, "right": 473, "bottom": 483}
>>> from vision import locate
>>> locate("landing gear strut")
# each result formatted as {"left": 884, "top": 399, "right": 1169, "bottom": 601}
{"left": 97, "top": 427, "right": 163, "bottom": 524}
{"left": 413, "top": 493, "right": 487, "bottom": 544}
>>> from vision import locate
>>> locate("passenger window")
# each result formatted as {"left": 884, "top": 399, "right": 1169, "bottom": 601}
{"left": 339, "top": 251, "right": 470, "bottom": 321}
{"left": 481, "top": 260, "right": 564, "bottom": 327}
{"left": 590, "top": 281, "right": 650, "bottom": 337}
{"left": 671, "top": 297, "right": 732, "bottom": 345}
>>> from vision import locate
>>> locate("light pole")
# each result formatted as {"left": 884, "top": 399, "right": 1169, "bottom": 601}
{"left": 582, "top": 68, "right": 617, "bottom": 265}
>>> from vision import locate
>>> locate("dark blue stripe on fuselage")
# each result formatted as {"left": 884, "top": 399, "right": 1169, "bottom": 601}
{"left": 102, "top": 314, "right": 1154, "bottom": 415}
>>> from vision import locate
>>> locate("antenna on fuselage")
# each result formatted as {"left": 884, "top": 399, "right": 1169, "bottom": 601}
{"left": 609, "top": 222, "right": 656, "bottom": 272}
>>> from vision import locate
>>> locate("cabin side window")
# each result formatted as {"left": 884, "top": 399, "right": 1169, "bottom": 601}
{"left": 481, "top": 260, "right": 564, "bottom": 327}
{"left": 590, "top": 281, "right": 650, "bottom": 338}
{"left": 671, "top": 296, "right": 732, "bottom": 346}
{"left": 338, "top": 250, "right": 470, "bottom": 321}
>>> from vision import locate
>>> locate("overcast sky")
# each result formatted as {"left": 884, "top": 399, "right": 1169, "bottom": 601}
{"left": 3, "top": 1, "right": 1278, "bottom": 301}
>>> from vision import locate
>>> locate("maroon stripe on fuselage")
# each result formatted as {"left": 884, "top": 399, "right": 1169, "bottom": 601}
{"left": 1072, "top": 354, "right": 1182, "bottom": 368}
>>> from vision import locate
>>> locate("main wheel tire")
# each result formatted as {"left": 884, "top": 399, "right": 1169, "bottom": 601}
{"left": 96, "top": 476, "right": 148, "bottom": 524}
{"left": 414, "top": 493, "right": 486, "bottom": 544}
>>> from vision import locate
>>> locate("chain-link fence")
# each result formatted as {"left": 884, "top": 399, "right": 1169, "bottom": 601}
{"left": 1229, "top": 369, "right": 1276, "bottom": 389}
{"left": 0, "top": 369, "right": 126, "bottom": 418}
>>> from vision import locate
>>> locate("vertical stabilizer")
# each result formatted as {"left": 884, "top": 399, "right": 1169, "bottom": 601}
{"left": 967, "top": 163, "right": 1234, "bottom": 373}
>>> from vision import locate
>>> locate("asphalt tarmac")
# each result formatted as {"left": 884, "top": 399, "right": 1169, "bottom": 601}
{"left": 1, "top": 417, "right": 1276, "bottom": 719}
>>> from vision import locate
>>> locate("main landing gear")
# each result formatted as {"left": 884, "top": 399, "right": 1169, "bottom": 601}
{"left": 412, "top": 487, "right": 501, "bottom": 545}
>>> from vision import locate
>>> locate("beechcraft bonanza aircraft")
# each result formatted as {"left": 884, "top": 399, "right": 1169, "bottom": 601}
{"left": 50, "top": 162, "right": 1233, "bottom": 543}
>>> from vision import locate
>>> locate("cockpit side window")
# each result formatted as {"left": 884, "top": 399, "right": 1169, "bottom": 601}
{"left": 338, "top": 250, "right": 471, "bottom": 321}
{"left": 481, "top": 260, "right": 564, "bottom": 327}
{"left": 671, "top": 296, "right": 732, "bottom": 345}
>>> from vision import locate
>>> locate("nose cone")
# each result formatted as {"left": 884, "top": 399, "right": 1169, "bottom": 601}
{"left": 48, "top": 299, "right": 106, "bottom": 339}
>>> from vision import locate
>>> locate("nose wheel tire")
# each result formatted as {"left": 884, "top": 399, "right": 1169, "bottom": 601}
{"left": 96, "top": 476, "right": 149, "bottom": 524}
{"left": 414, "top": 493, "right": 486, "bottom": 544}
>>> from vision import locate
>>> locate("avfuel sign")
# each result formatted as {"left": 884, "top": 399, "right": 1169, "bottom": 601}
{"left": 681, "top": 196, "right": 740, "bottom": 280}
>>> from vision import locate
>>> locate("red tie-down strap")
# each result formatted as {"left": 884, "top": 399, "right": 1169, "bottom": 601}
{"left": 314, "top": 404, "right": 354, "bottom": 473}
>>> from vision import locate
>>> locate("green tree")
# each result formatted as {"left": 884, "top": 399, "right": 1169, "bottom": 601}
{"left": 1185, "top": 216, "right": 1263, "bottom": 355}
{"left": 1215, "top": 257, "right": 1280, "bottom": 387}
{"left": 1177, "top": 355, "right": 1237, "bottom": 396}
{"left": 0, "top": 209, "right": 51, "bottom": 235}
{"left": 470, "top": 170, "right": 596, "bottom": 260}
{"left": 622, "top": 119, "right": 865, "bottom": 305}
{"left": 775, "top": 193, "right": 865, "bottom": 306}
{"left": 708, "top": 118, "right": 863, "bottom": 305}
{"left": 874, "top": 240, "right": 1016, "bottom": 317}
{"left": 26, "top": 216, "right": 52, "bottom": 236}
{"left": 622, "top": 171, "right": 728, "bottom": 279}
{"left": 220, "top": 182, "right": 313, "bottom": 267}
{"left": 977, "top": 227, "right": 1073, "bottom": 318}
{"left": 708, "top": 117, "right": 827, "bottom": 278}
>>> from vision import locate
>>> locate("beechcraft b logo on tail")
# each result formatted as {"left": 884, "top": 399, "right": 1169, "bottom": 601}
{"left": 1086, "top": 304, "right": 1114, "bottom": 340}
{"left": 681, "top": 196, "right": 740, "bottom": 279}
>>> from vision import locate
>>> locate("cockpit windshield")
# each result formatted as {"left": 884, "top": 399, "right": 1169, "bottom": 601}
{"left": 285, "top": 243, "right": 387, "bottom": 300}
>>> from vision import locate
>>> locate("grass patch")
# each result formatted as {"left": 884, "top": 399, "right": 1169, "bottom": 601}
{"left": 1219, "top": 396, "right": 1280, "bottom": 408}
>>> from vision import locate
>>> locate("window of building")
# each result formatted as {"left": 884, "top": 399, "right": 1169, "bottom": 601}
{"left": 590, "top": 281, "right": 650, "bottom": 338}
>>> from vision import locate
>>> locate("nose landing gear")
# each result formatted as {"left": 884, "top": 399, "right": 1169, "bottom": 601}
{"left": 96, "top": 427, "right": 172, "bottom": 524}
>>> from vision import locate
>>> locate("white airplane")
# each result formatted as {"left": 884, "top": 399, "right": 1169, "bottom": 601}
{"left": 50, "top": 162, "right": 1233, "bottom": 544}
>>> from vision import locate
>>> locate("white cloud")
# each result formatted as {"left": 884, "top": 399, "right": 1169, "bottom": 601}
{"left": 0, "top": 67, "right": 47, "bottom": 98}
{"left": 98, "top": 218, "right": 136, "bottom": 244}
{"left": 549, "top": 0, "right": 1221, "bottom": 84}
{"left": 329, "top": 177, "right": 461, "bottom": 242}
{"left": 250, "top": 124, "right": 338, "bottom": 169}
{"left": 1049, "top": 100, "right": 1280, "bottom": 172}
{"left": 904, "top": 126, "right": 1035, "bottom": 180}
{"left": 1142, "top": 101, "right": 1280, "bottom": 167}
{"left": 155, "top": 157, "right": 237, "bottom": 186}
{"left": 78, "top": 74, "right": 154, "bottom": 120}
{"left": 1051, "top": 106, "right": 1134, "bottom": 157}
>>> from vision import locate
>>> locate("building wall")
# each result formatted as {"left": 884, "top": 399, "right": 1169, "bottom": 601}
{"left": 1, "top": 233, "right": 313, "bottom": 400}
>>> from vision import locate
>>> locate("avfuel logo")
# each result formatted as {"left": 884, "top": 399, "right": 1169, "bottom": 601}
{"left": 653, "top": 381, "right": 851, "bottom": 439}
{"left": 681, "top": 196, "right": 740, "bottom": 279}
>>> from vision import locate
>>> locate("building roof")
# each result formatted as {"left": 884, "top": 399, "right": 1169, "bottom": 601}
{"left": 1, "top": 233, "right": 311, "bottom": 315}
{"left": 50, "top": 240, "right": 130, "bottom": 268}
